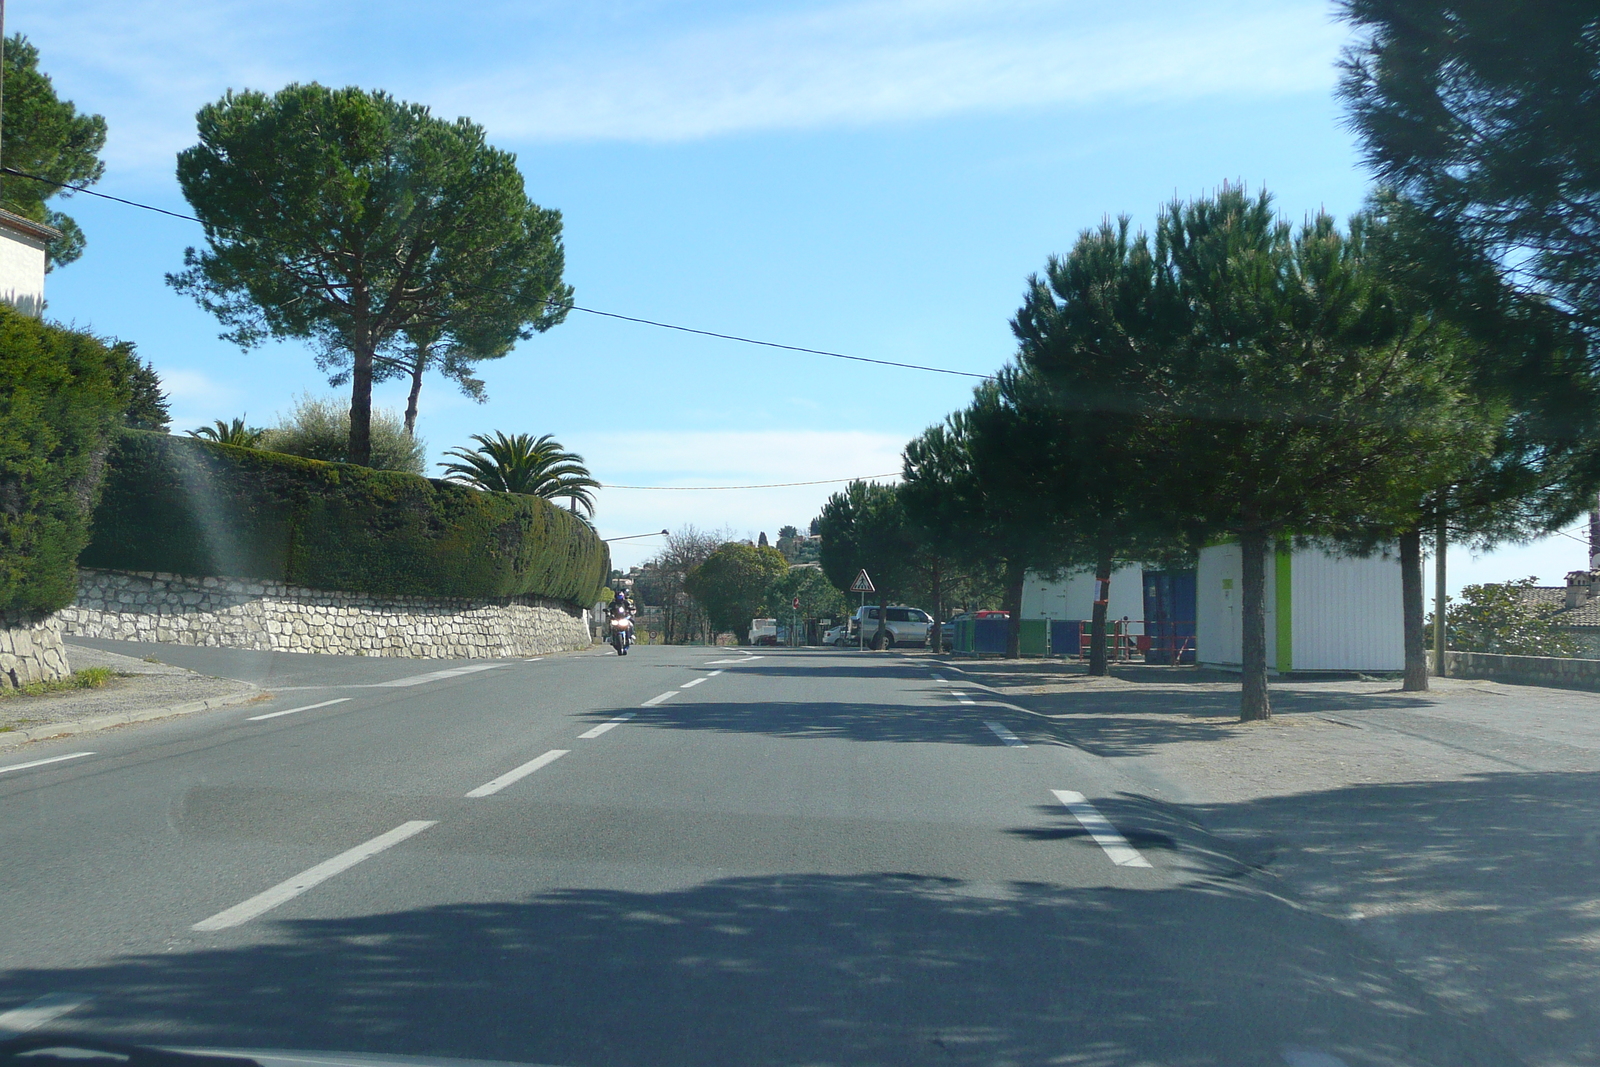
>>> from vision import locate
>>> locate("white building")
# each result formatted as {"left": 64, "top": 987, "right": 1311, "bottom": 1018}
{"left": 1021, "top": 564, "right": 1145, "bottom": 627}
{"left": 1196, "top": 542, "right": 1403, "bottom": 673}
{"left": 0, "top": 209, "right": 59, "bottom": 317}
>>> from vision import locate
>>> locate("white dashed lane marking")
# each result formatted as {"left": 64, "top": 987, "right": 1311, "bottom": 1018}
{"left": 0, "top": 752, "right": 94, "bottom": 776}
{"left": 193, "top": 820, "right": 438, "bottom": 931}
{"left": 985, "top": 722, "right": 1026, "bottom": 747}
{"left": 466, "top": 750, "right": 569, "bottom": 797}
{"left": 0, "top": 993, "right": 92, "bottom": 1037}
{"left": 642, "top": 691, "right": 678, "bottom": 706}
{"left": 1052, "top": 789, "right": 1151, "bottom": 868}
{"left": 579, "top": 714, "right": 635, "bottom": 739}
{"left": 248, "top": 698, "right": 350, "bottom": 721}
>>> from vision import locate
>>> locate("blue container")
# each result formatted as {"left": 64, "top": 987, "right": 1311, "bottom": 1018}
{"left": 1142, "top": 570, "right": 1196, "bottom": 665}
{"left": 1050, "top": 619, "right": 1082, "bottom": 656}
{"left": 973, "top": 617, "right": 1008, "bottom": 655}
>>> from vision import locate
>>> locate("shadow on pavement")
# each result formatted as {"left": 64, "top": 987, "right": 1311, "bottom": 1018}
{"left": 0, "top": 869, "right": 1512, "bottom": 1067}
{"left": 1178, "top": 768, "right": 1600, "bottom": 1066}
{"left": 606, "top": 700, "right": 999, "bottom": 746}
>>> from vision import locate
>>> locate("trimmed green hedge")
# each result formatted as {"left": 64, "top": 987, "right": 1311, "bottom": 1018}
{"left": 83, "top": 431, "right": 609, "bottom": 607}
{"left": 0, "top": 308, "right": 130, "bottom": 615}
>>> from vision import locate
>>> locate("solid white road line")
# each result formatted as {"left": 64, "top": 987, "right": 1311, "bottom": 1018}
{"left": 192, "top": 820, "right": 437, "bottom": 931}
{"left": 985, "top": 722, "right": 1027, "bottom": 747}
{"left": 465, "top": 750, "right": 569, "bottom": 797}
{"left": 0, "top": 752, "right": 94, "bottom": 776}
{"left": 642, "top": 691, "right": 678, "bottom": 706}
{"left": 579, "top": 713, "right": 635, "bottom": 739}
{"left": 0, "top": 992, "right": 93, "bottom": 1037}
{"left": 370, "top": 664, "right": 506, "bottom": 688}
{"left": 680, "top": 677, "right": 707, "bottom": 688}
{"left": 248, "top": 698, "right": 351, "bottom": 721}
{"left": 1052, "top": 790, "right": 1152, "bottom": 868}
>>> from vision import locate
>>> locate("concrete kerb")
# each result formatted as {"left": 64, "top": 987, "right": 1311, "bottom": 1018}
{"left": 0, "top": 684, "right": 263, "bottom": 749}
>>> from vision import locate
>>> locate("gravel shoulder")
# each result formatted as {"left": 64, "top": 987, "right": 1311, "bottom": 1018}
{"left": 0, "top": 642, "right": 261, "bottom": 748}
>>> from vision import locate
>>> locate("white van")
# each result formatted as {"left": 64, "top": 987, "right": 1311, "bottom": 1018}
{"left": 849, "top": 605, "right": 933, "bottom": 648}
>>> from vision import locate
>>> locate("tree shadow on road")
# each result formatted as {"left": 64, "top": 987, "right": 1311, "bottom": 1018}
{"left": 0, "top": 867, "right": 1510, "bottom": 1067}
{"left": 604, "top": 700, "right": 1002, "bottom": 746}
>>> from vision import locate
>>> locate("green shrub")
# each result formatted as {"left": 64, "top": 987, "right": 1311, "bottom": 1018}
{"left": 260, "top": 393, "right": 425, "bottom": 474}
{"left": 82, "top": 431, "right": 608, "bottom": 606}
{"left": 0, "top": 307, "right": 130, "bottom": 614}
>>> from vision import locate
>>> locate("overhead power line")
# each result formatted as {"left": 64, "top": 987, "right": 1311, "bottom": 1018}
{"left": 7, "top": 166, "right": 995, "bottom": 381}
{"left": 599, "top": 473, "right": 901, "bottom": 490}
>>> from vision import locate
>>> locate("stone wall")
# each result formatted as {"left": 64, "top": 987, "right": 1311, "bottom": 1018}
{"left": 0, "top": 611, "right": 70, "bottom": 689}
{"left": 1444, "top": 650, "right": 1600, "bottom": 693}
{"left": 59, "top": 568, "right": 591, "bottom": 659}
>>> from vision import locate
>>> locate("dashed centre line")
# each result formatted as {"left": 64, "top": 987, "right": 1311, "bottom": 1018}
{"left": 1052, "top": 789, "right": 1151, "bottom": 868}
{"left": 579, "top": 713, "right": 635, "bottom": 739}
{"left": 192, "top": 820, "right": 437, "bottom": 931}
{"left": 680, "top": 677, "right": 708, "bottom": 688}
{"left": 466, "top": 750, "right": 569, "bottom": 796}
{"left": 0, "top": 752, "right": 94, "bottom": 776}
{"left": 985, "top": 722, "right": 1027, "bottom": 747}
{"left": 705, "top": 657, "right": 761, "bottom": 665}
{"left": 642, "top": 691, "right": 679, "bottom": 706}
{"left": 248, "top": 698, "right": 350, "bottom": 721}
{"left": 0, "top": 992, "right": 93, "bottom": 1037}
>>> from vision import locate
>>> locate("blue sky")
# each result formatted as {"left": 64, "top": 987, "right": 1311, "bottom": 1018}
{"left": 24, "top": 0, "right": 1591, "bottom": 584}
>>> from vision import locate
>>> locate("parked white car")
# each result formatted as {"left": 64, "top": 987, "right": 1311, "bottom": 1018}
{"left": 850, "top": 605, "right": 934, "bottom": 648}
{"left": 822, "top": 624, "right": 850, "bottom": 646}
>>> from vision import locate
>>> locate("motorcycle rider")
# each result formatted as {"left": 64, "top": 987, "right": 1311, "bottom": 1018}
{"left": 607, "top": 590, "right": 636, "bottom": 653}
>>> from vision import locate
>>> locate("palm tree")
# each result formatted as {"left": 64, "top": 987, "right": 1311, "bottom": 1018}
{"left": 439, "top": 432, "right": 600, "bottom": 515}
{"left": 187, "top": 417, "right": 265, "bottom": 448}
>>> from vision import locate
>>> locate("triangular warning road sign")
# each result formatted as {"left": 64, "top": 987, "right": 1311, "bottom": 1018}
{"left": 850, "top": 569, "right": 875, "bottom": 593}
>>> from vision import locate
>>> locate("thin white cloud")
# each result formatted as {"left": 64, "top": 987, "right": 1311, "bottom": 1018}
{"left": 28, "top": 0, "right": 1346, "bottom": 177}
{"left": 445, "top": 0, "right": 1346, "bottom": 142}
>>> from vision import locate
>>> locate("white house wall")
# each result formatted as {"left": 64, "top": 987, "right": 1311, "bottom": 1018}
{"left": 1021, "top": 565, "right": 1144, "bottom": 628}
{"left": 1196, "top": 542, "right": 1401, "bottom": 672}
{"left": 0, "top": 226, "right": 47, "bottom": 317}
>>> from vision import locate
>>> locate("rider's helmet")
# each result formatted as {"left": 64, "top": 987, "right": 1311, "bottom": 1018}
{"left": 614, "top": 590, "right": 628, "bottom": 602}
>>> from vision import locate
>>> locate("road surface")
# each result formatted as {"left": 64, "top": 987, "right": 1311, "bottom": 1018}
{"left": 0, "top": 643, "right": 1522, "bottom": 1066}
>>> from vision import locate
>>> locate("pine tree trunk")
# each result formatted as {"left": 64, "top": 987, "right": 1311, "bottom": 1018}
{"left": 1004, "top": 560, "right": 1025, "bottom": 659}
{"left": 1239, "top": 530, "right": 1272, "bottom": 722}
{"left": 404, "top": 359, "right": 425, "bottom": 438}
{"left": 1088, "top": 548, "right": 1114, "bottom": 677}
{"left": 349, "top": 340, "right": 375, "bottom": 468}
{"left": 930, "top": 558, "right": 944, "bottom": 654}
{"left": 1399, "top": 526, "right": 1428, "bottom": 691}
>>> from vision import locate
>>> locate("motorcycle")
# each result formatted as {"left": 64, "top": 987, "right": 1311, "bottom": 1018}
{"left": 609, "top": 613, "right": 634, "bottom": 655}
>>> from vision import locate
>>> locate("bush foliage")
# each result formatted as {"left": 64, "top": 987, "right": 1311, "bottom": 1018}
{"left": 0, "top": 307, "right": 130, "bottom": 614}
{"left": 82, "top": 431, "right": 608, "bottom": 606}
{"left": 1434, "top": 577, "right": 1581, "bottom": 658}
{"left": 260, "top": 394, "right": 425, "bottom": 474}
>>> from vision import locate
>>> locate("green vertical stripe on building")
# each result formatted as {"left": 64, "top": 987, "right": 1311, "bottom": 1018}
{"left": 1274, "top": 544, "right": 1293, "bottom": 673}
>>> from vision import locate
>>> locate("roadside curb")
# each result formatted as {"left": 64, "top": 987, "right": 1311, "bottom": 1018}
{"left": 0, "top": 684, "right": 263, "bottom": 749}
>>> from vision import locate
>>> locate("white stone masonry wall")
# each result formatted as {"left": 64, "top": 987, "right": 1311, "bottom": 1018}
{"left": 0, "top": 611, "right": 70, "bottom": 689}
{"left": 59, "top": 568, "right": 591, "bottom": 658}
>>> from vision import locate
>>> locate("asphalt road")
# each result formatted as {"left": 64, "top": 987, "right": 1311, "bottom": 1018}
{"left": 0, "top": 643, "right": 1523, "bottom": 1067}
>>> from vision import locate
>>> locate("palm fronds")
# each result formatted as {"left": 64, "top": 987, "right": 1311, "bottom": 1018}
{"left": 187, "top": 417, "right": 265, "bottom": 448}
{"left": 439, "top": 431, "right": 600, "bottom": 515}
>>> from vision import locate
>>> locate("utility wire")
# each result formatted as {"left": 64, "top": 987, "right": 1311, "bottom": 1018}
{"left": 7, "top": 166, "right": 995, "bottom": 381}
{"left": 600, "top": 473, "right": 900, "bottom": 490}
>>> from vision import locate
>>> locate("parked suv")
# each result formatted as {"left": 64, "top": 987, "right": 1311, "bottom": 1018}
{"left": 850, "top": 605, "right": 934, "bottom": 648}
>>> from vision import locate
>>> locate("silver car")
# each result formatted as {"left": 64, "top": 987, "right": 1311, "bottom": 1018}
{"left": 822, "top": 624, "right": 850, "bottom": 646}
{"left": 850, "top": 605, "right": 934, "bottom": 648}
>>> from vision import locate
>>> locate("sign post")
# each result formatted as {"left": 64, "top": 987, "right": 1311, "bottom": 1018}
{"left": 850, "top": 570, "right": 875, "bottom": 651}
